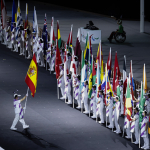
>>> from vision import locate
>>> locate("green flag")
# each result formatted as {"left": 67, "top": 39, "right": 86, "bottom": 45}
{"left": 139, "top": 81, "right": 145, "bottom": 129}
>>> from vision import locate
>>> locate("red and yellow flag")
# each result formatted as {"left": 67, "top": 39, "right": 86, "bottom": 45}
{"left": 25, "top": 54, "right": 38, "bottom": 97}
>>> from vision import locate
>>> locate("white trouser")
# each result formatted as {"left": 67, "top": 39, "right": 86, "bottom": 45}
{"left": 60, "top": 85, "right": 65, "bottom": 96}
{"left": 40, "top": 51, "right": 44, "bottom": 65}
{"left": 50, "top": 58, "right": 55, "bottom": 71}
{"left": 134, "top": 126, "right": 139, "bottom": 143}
{"left": 11, "top": 113, "right": 26, "bottom": 128}
{"left": 126, "top": 126, "right": 131, "bottom": 137}
{"left": 99, "top": 105, "right": 104, "bottom": 123}
{"left": 92, "top": 102, "right": 96, "bottom": 117}
{"left": 66, "top": 91, "right": 72, "bottom": 103}
{"left": 143, "top": 132, "right": 149, "bottom": 149}
{"left": 83, "top": 96, "right": 89, "bottom": 112}
{"left": 77, "top": 97, "right": 81, "bottom": 107}
{"left": 15, "top": 43, "right": 18, "bottom": 52}
{"left": 28, "top": 46, "right": 32, "bottom": 58}
{"left": 114, "top": 110, "right": 121, "bottom": 132}
{"left": 109, "top": 108, "right": 114, "bottom": 128}
{"left": 120, "top": 96, "right": 124, "bottom": 114}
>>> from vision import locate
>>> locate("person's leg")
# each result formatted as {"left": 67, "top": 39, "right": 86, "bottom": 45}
{"left": 19, "top": 118, "right": 29, "bottom": 129}
{"left": 10, "top": 113, "right": 19, "bottom": 130}
{"left": 100, "top": 106, "right": 104, "bottom": 123}
{"left": 109, "top": 108, "right": 113, "bottom": 128}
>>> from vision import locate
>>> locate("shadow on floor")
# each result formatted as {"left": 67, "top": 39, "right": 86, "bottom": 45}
{"left": 13, "top": 129, "right": 66, "bottom": 150}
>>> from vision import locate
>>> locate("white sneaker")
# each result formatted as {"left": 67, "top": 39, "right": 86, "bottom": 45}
{"left": 10, "top": 127, "right": 17, "bottom": 130}
{"left": 125, "top": 136, "right": 131, "bottom": 139}
{"left": 116, "top": 131, "right": 121, "bottom": 134}
{"left": 19, "top": 53, "right": 23, "bottom": 55}
{"left": 91, "top": 116, "right": 96, "bottom": 119}
{"left": 99, "top": 121, "right": 101, "bottom": 124}
{"left": 134, "top": 142, "right": 139, "bottom": 144}
{"left": 114, "top": 130, "right": 117, "bottom": 133}
{"left": 141, "top": 146, "right": 146, "bottom": 149}
{"left": 23, "top": 125, "right": 29, "bottom": 129}
{"left": 76, "top": 106, "right": 81, "bottom": 109}
{"left": 67, "top": 101, "right": 72, "bottom": 105}
{"left": 83, "top": 111, "right": 89, "bottom": 114}
{"left": 53, "top": 72, "right": 56, "bottom": 74}
{"left": 60, "top": 96, "right": 65, "bottom": 99}
{"left": 144, "top": 147, "right": 149, "bottom": 150}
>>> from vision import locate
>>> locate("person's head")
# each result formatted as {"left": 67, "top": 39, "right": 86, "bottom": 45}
{"left": 92, "top": 85, "right": 96, "bottom": 91}
{"left": 99, "top": 90, "right": 103, "bottom": 95}
{"left": 77, "top": 75, "right": 80, "bottom": 81}
{"left": 120, "top": 80, "right": 123, "bottom": 85}
{"left": 14, "top": 94, "right": 18, "bottom": 100}
{"left": 115, "top": 96, "right": 119, "bottom": 102}
{"left": 142, "top": 110, "right": 147, "bottom": 117}
{"left": 67, "top": 74, "right": 71, "bottom": 79}
{"left": 59, "top": 64, "right": 64, "bottom": 70}
{"left": 74, "top": 56, "right": 78, "bottom": 61}
{"left": 13, "top": 23, "right": 16, "bottom": 27}
{"left": 108, "top": 92, "right": 112, "bottom": 97}
{"left": 134, "top": 107, "right": 139, "bottom": 114}
{"left": 67, "top": 53, "right": 71, "bottom": 57}
{"left": 84, "top": 81, "right": 88, "bottom": 86}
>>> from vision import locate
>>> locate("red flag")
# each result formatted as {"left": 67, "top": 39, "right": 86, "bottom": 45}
{"left": 1, "top": 0, "right": 7, "bottom": 29}
{"left": 113, "top": 52, "right": 121, "bottom": 92}
{"left": 55, "top": 40, "right": 62, "bottom": 79}
{"left": 130, "top": 60, "right": 134, "bottom": 101}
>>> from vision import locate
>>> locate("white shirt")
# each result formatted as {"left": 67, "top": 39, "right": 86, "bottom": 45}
{"left": 14, "top": 99, "right": 21, "bottom": 114}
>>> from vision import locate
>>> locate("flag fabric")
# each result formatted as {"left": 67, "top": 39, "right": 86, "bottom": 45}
{"left": 15, "top": 0, "right": 23, "bottom": 40}
{"left": 88, "top": 56, "right": 96, "bottom": 98}
{"left": 33, "top": 6, "right": 38, "bottom": 38}
{"left": 130, "top": 60, "right": 135, "bottom": 101}
{"left": 1, "top": 0, "right": 7, "bottom": 29}
{"left": 115, "top": 75, "right": 121, "bottom": 101}
{"left": 96, "top": 61, "right": 101, "bottom": 102}
{"left": 57, "top": 20, "right": 61, "bottom": 49}
{"left": 55, "top": 40, "right": 62, "bottom": 79}
{"left": 113, "top": 52, "right": 121, "bottom": 92}
{"left": 64, "top": 43, "right": 68, "bottom": 83}
{"left": 139, "top": 81, "right": 146, "bottom": 129}
{"left": 67, "top": 24, "right": 73, "bottom": 53}
{"left": 143, "top": 64, "right": 147, "bottom": 94}
{"left": 11, "top": 0, "right": 17, "bottom": 31}
{"left": 24, "top": 3, "right": 28, "bottom": 39}
{"left": 125, "top": 78, "right": 132, "bottom": 125}
{"left": 84, "top": 33, "right": 90, "bottom": 62}
{"left": 50, "top": 17, "right": 55, "bottom": 48}
{"left": 74, "top": 28, "right": 81, "bottom": 62}
{"left": 107, "top": 47, "right": 112, "bottom": 80}
{"left": 25, "top": 54, "right": 38, "bottom": 97}
{"left": 42, "top": 14, "right": 48, "bottom": 55}
{"left": 148, "top": 117, "right": 150, "bottom": 134}
{"left": 123, "top": 55, "right": 127, "bottom": 115}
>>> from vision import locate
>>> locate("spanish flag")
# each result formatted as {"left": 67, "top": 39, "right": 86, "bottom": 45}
{"left": 25, "top": 54, "right": 38, "bottom": 97}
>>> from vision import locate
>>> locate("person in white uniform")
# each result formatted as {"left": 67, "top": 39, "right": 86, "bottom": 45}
{"left": 90, "top": 85, "right": 96, "bottom": 119}
{"left": 131, "top": 107, "right": 139, "bottom": 144}
{"left": 74, "top": 75, "right": 81, "bottom": 109}
{"left": 141, "top": 110, "right": 149, "bottom": 150}
{"left": 106, "top": 92, "right": 114, "bottom": 128}
{"left": 65, "top": 74, "right": 72, "bottom": 104}
{"left": 97, "top": 90, "right": 104, "bottom": 124}
{"left": 113, "top": 96, "right": 121, "bottom": 134}
{"left": 10, "top": 93, "right": 29, "bottom": 130}
{"left": 81, "top": 81, "right": 89, "bottom": 114}
{"left": 119, "top": 80, "right": 124, "bottom": 115}
{"left": 145, "top": 94, "right": 150, "bottom": 116}
{"left": 58, "top": 64, "right": 65, "bottom": 99}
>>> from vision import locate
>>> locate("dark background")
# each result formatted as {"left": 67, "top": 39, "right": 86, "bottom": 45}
{"left": 36, "top": 0, "right": 150, "bottom": 21}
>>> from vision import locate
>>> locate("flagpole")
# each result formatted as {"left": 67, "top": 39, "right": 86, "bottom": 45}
{"left": 106, "top": 63, "right": 107, "bottom": 127}
{"left": 56, "top": 39, "right": 59, "bottom": 99}
{"left": 24, "top": 87, "right": 29, "bottom": 114}
{"left": 73, "top": 87, "right": 74, "bottom": 108}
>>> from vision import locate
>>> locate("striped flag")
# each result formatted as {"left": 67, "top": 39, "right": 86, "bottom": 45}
{"left": 33, "top": 6, "right": 38, "bottom": 39}
{"left": 84, "top": 33, "right": 90, "bottom": 63}
{"left": 107, "top": 47, "right": 112, "bottom": 80}
{"left": 57, "top": 20, "right": 61, "bottom": 49}
{"left": 25, "top": 54, "right": 38, "bottom": 97}
{"left": 67, "top": 24, "right": 73, "bottom": 53}
{"left": 143, "top": 64, "right": 147, "bottom": 94}
{"left": 1, "top": 0, "right": 7, "bottom": 29}
{"left": 15, "top": 0, "right": 23, "bottom": 40}
{"left": 11, "top": 0, "right": 17, "bottom": 31}
{"left": 130, "top": 60, "right": 135, "bottom": 101}
{"left": 96, "top": 61, "right": 101, "bottom": 102}
{"left": 50, "top": 17, "right": 55, "bottom": 48}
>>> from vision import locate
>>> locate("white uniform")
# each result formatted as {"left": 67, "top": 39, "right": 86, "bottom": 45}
{"left": 145, "top": 98, "right": 150, "bottom": 115}
{"left": 82, "top": 85, "right": 89, "bottom": 113}
{"left": 74, "top": 80, "right": 81, "bottom": 108}
{"left": 98, "top": 95, "right": 104, "bottom": 123}
{"left": 114, "top": 101, "right": 121, "bottom": 133}
{"left": 120, "top": 85, "right": 124, "bottom": 114}
{"left": 20, "top": 30, "right": 25, "bottom": 55}
{"left": 124, "top": 110, "right": 131, "bottom": 138}
{"left": 65, "top": 78, "right": 72, "bottom": 104}
{"left": 91, "top": 90, "right": 96, "bottom": 118}
{"left": 141, "top": 116, "right": 149, "bottom": 149}
{"left": 58, "top": 69, "right": 65, "bottom": 97}
{"left": 11, "top": 99, "right": 28, "bottom": 129}
{"left": 11, "top": 27, "right": 17, "bottom": 51}
{"left": 50, "top": 49, "right": 56, "bottom": 71}
{"left": 107, "top": 97, "right": 114, "bottom": 128}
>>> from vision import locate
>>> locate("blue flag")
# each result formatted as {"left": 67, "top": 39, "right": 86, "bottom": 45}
{"left": 11, "top": 0, "right": 17, "bottom": 31}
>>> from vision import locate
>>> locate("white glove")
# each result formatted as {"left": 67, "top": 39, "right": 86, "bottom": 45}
{"left": 26, "top": 93, "right": 28, "bottom": 97}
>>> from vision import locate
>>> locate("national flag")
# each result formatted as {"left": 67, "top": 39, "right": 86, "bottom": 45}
{"left": 42, "top": 13, "right": 48, "bottom": 55}
{"left": 125, "top": 78, "right": 132, "bottom": 124}
{"left": 84, "top": 33, "right": 90, "bottom": 62}
{"left": 74, "top": 28, "right": 81, "bottom": 62}
{"left": 11, "top": 0, "right": 17, "bottom": 31}
{"left": 139, "top": 81, "right": 146, "bottom": 129}
{"left": 143, "top": 64, "right": 147, "bottom": 94}
{"left": 88, "top": 55, "right": 96, "bottom": 98}
{"left": 24, "top": 3, "right": 28, "bottom": 39}
{"left": 55, "top": 40, "right": 62, "bottom": 79}
{"left": 114, "top": 73, "right": 121, "bottom": 101}
{"left": 1, "top": 0, "right": 7, "bottom": 29}
{"left": 50, "top": 17, "right": 55, "bottom": 48}
{"left": 64, "top": 43, "right": 68, "bottom": 83}
{"left": 130, "top": 60, "right": 135, "bottom": 101}
{"left": 123, "top": 55, "right": 127, "bottom": 115}
{"left": 148, "top": 117, "right": 150, "bottom": 134}
{"left": 113, "top": 52, "right": 121, "bottom": 92}
{"left": 96, "top": 61, "right": 101, "bottom": 102}
{"left": 67, "top": 24, "right": 73, "bottom": 53}
{"left": 25, "top": 54, "right": 38, "bottom": 97}
{"left": 107, "top": 47, "right": 112, "bottom": 80}
{"left": 15, "top": 0, "right": 23, "bottom": 40}
{"left": 33, "top": 6, "right": 38, "bottom": 39}
{"left": 57, "top": 20, "right": 61, "bottom": 49}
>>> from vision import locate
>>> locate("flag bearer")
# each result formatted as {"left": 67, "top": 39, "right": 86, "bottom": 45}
{"left": 113, "top": 96, "right": 121, "bottom": 134}
{"left": 120, "top": 80, "right": 124, "bottom": 115}
{"left": 90, "top": 85, "right": 96, "bottom": 118}
{"left": 10, "top": 93, "right": 29, "bottom": 130}
{"left": 141, "top": 110, "right": 149, "bottom": 150}
{"left": 97, "top": 90, "right": 104, "bottom": 124}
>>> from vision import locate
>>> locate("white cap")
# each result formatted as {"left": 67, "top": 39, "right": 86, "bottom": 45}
{"left": 14, "top": 94, "right": 21, "bottom": 97}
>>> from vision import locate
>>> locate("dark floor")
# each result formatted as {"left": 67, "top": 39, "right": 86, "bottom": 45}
{"left": 0, "top": 42, "right": 144, "bottom": 150}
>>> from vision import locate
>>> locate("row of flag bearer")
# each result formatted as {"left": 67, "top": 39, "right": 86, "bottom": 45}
{"left": 1, "top": 0, "right": 149, "bottom": 149}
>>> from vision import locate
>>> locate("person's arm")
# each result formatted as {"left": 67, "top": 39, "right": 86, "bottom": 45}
{"left": 20, "top": 95, "right": 27, "bottom": 102}
{"left": 145, "top": 123, "right": 148, "bottom": 131}
{"left": 58, "top": 74, "right": 63, "bottom": 80}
